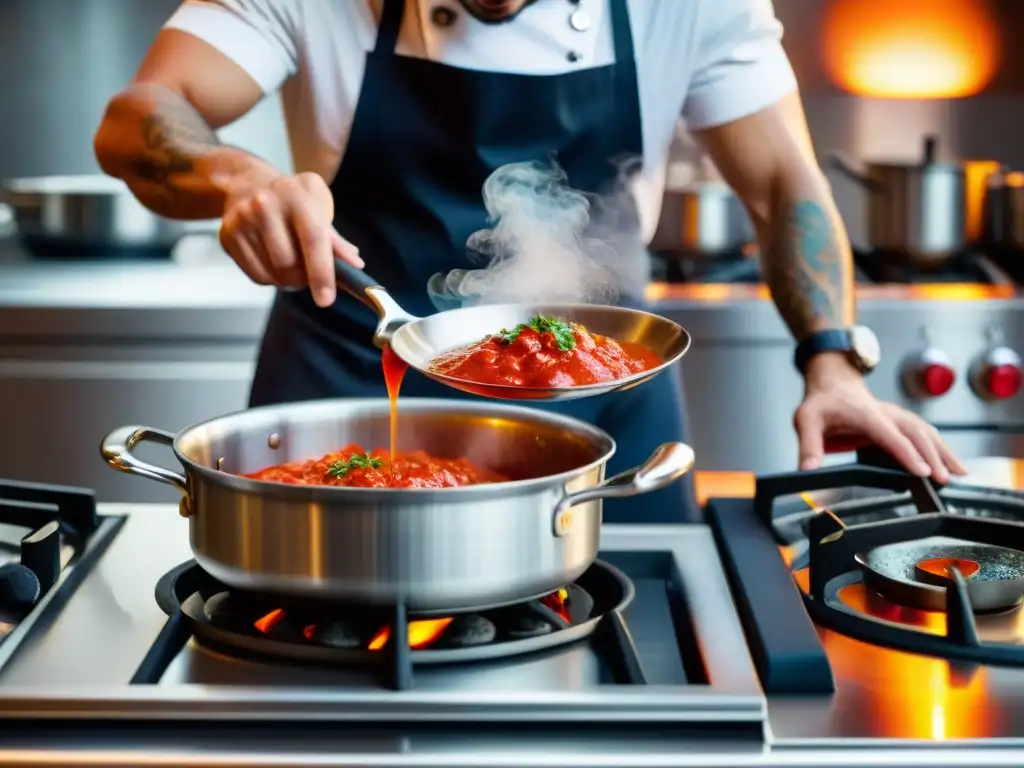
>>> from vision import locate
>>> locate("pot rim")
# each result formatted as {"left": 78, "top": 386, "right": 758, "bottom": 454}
{"left": 171, "top": 397, "right": 618, "bottom": 501}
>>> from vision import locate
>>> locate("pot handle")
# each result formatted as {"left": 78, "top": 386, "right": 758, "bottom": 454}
{"left": 826, "top": 153, "right": 885, "bottom": 194}
{"left": 551, "top": 442, "right": 696, "bottom": 536}
{"left": 100, "top": 426, "right": 188, "bottom": 494}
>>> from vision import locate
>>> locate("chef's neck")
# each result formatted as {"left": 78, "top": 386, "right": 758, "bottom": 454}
{"left": 456, "top": 0, "right": 537, "bottom": 24}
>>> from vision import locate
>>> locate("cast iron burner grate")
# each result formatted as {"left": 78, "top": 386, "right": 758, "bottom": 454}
{"left": 134, "top": 559, "right": 641, "bottom": 690}
{"left": 706, "top": 448, "right": 1024, "bottom": 695}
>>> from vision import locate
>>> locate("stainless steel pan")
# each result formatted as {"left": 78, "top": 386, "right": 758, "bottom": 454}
{"left": 100, "top": 398, "right": 695, "bottom": 611}
{"left": 334, "top": 260, "right": 691, "bottom": 401}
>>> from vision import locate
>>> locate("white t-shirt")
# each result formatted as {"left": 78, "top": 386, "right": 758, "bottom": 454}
{"left": 166, "top": 0, "right": 797, "bottom": 241}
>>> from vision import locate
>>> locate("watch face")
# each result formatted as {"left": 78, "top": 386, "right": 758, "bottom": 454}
{"left": 849, "top": 325, "right": 881, "bottom": 371}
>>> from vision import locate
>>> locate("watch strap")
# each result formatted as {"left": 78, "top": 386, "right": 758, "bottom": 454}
{"left": 794, "top": 329, "right": 852, "bottom": 375}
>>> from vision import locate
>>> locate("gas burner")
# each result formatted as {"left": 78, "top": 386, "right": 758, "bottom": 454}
{"left": 706, "top": 451, "right": 1024, "bottom": 695}
{"left": 649, "top": 251, "right": 762, "bottom": 284}
{"left": 145, "top": 559, "right": 638, "bottom": 689}
{"left": 853, "top": 248, "right": 1012, "bottom": 285}
{"left": 857, "top": 537, "right": 1024, "bottom": 613}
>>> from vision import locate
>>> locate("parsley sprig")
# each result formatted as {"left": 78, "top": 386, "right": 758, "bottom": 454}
{"left": 498, "top": 315, "right": 577, "bottom": 352}
{"left": 325, "top": 453, "right": 384, "bottom": 479}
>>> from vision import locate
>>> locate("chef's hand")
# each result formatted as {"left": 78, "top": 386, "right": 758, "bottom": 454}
{"left": 793, "top": 353, "right": 968, "bottom": 484}
{"left": 219, "top": 172, "right": 364, "bottom": 307}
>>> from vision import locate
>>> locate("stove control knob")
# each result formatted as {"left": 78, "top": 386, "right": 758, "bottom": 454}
{"left": 970, "top": 347, "right": 1024, "bottom": 401}
{"left": 901, "top": 349, "right": 956, "bottom": 399}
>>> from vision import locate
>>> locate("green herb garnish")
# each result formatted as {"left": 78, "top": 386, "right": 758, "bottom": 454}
{"left": 498, "top": 315, "right": 577, "bottom": 352}
{"left": 325, "top": 453, "right": 384, "bottom": 479}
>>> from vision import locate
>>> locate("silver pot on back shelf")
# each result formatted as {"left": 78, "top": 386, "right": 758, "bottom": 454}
{"left": 651, "top": 180, "right": 756, "bottom": 258}
{"left": 828, "top": 136, "right": 998, "bottom": 269}
{"left": 0, "top": 175, "right": 218, "bottom": 259}
{"left": 983, "top": 169, "right": 1024, "bottom": 252}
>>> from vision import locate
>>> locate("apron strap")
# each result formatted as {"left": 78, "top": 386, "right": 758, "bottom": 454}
{"left": 608, "top": 0, "right": 636, "bottom": 63}
{"left": 375, "top": 0, "right": 406, "bottom": 53}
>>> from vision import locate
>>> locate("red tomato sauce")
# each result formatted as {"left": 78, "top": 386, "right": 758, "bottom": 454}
{"left": 429, "top": 319, "right": 661, "bottom": 388}
{"left": 245, "top": 444, "right": 508, "bottom": 489}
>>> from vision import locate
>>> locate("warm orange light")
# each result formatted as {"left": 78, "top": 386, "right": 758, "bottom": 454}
{"left": 906, "top": 283, "right": 1016, "bottom": 301}
{"left": 822, "top": 0, "right": 1000, "bottom": 99}
{"left": 368, "top": 618, "right": 454, "bottom": 650}
{"left": 791, "top": 568, "right": 999, "bottom": 738}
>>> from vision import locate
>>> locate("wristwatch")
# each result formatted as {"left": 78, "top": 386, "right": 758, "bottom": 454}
{"left": 794, "top": 325, "right": 881, "bottom": 376}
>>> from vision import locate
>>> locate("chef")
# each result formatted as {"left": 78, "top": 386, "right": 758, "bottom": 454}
{"left": 93, "top": 0, "right": 965, "bottom": 523}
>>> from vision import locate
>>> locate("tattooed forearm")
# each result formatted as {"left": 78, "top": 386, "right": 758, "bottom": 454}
{"left": 94, "top": 84, "right": 273, "bottom": 220}
{"left": 762, "top": 199, "right": 854, "bottom": 342}
{"left": 129, "top": 98, "right": 221, "bottom": 191}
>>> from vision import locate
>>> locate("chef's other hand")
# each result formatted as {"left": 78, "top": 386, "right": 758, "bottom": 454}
{"left": 219, "top": 172, "right": 364, "bottom": 307}
{"left": 793, "top": 354, "right": 968, "bottom": 484}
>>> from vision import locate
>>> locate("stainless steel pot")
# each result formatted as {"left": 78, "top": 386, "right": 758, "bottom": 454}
{"left": 100, "top": 398, "right": 695, "bottom": 612}
{"left": 0, "top": 175, "right": 216, "bottom": 258}
{"left": 651, "top": 181, "right": 755, "bottom": 256}
{"left": 984, "top": 170, "right": 1024, "bottom": 251}
{"left": 829, "top": 136, "right": 968, "bottom": 267}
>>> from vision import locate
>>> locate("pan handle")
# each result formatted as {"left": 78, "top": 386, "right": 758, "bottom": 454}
{"left": 100, "top": 426, "right": 188, "bottom": 494}
{"left": 334, "top": 257, "right": 420, "bottom": 348}
{"left": 551, "top": 443, "right": 696, "bottom": 536}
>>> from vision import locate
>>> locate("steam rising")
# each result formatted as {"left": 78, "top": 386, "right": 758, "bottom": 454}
{"left": 427, "top": 160, "right": 649, "bottom": 310}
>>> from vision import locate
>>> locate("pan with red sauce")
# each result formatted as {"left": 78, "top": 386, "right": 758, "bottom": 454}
{"left": 244, "top": 444, "right": 507, "bottom": 489}
{"left": 427, "top": 315, "right": 661, "bottom": 388}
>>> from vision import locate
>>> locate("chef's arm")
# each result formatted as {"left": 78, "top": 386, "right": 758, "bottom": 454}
{"left": 93, "top": 30, "right": 278, "bottom": 220}
{"left": 695, "top": 92, "right": 856, "bottom": 352}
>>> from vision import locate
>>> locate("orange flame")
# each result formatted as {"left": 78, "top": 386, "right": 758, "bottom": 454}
{"left": 254, "top": 608, "right": 286, "bottom": 634}
{"left": 822, "top": 0, "right": 999, "bottom": 99}
{"left": 541, "top": 588, "right": 570, "bottom": 623}
{"left": 369, "top": 618, "right": 455, "bottom": 651}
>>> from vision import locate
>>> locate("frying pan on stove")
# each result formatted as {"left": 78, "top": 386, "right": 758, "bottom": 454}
{"left": 857, "top": 536, "right": 1024, "bottom": 613}
{"left": 331, "top": 259, "right": 691, "bottom": 401}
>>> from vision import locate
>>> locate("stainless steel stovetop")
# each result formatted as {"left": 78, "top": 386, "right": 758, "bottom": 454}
{"left": 1, "top": 500, "right": 1024, "bottom": 766}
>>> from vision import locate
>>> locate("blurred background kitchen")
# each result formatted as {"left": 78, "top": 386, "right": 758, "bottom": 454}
{"left": 0, "top": 0, "right": 1022, "bottom": 502}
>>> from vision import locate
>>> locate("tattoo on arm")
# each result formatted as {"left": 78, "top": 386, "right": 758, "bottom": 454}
{"left": 763, "top": 199, "right": 853, "bottom": 341}
{"left": 129, "top": 97, "right": 221, "bottom": 196}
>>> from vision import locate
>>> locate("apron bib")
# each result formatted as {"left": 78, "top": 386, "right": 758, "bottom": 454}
{"left": 249, "top": 0, "right": 698, "bottom": 522}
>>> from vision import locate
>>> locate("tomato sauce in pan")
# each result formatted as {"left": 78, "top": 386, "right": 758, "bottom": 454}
{"left": 244, "top": 343, "right": 506, "bottom": 488}
{"left": 245, "top": 444, "right": 507, "bottom": 488}
{"left": 428, "top": 315, "right": 661, "bottom": 389}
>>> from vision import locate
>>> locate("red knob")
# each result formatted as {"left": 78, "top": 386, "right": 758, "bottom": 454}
{"left": 986, "top": 363, "right": 1023, "bottom": 400}
{"left": 921, "top": 363, "right": 956, "bottom": 397}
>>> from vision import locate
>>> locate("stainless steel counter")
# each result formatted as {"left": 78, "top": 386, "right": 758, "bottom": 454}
{"left": 0, "top": 243, "right": 274, "bottom": 338}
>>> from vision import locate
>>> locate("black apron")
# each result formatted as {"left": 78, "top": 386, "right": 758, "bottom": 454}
{"left": 250, "top": 0, "right": 699, "bottom": 523}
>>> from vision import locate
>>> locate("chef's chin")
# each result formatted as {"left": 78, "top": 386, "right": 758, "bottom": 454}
{"left": 457, "top": 0, "right": 534, "bottom": 23}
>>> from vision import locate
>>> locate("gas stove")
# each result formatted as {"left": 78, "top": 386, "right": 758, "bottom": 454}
{"left": 706, "top": 451, "right": 1024, "bottom": 752}
{"left": 4, "top": 472, "right": 1024, "bottom": 766}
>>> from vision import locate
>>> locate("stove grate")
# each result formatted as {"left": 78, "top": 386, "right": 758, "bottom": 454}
{"left": 709, "top": 453, "right": 1024, "bottom": 695}
{"left": 0, "top": 479, "right": 122, "bottom": 677}
{"left": 134, "top": 559, "right": 645, "bottom": 690}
